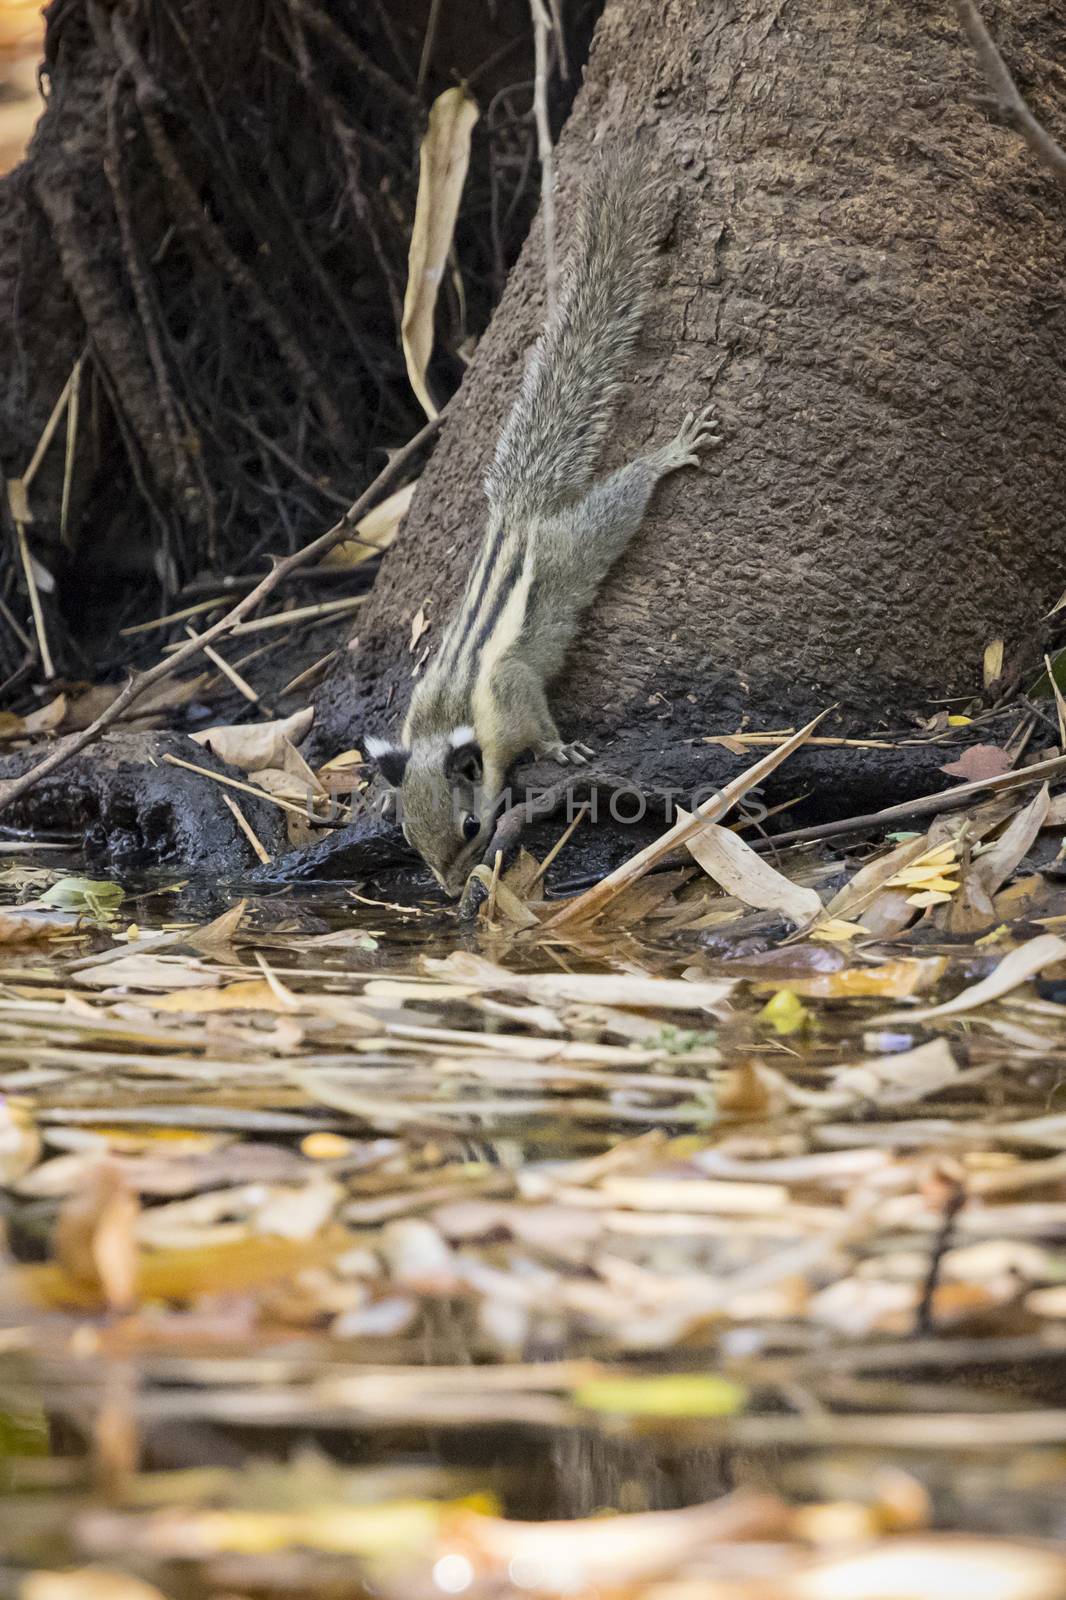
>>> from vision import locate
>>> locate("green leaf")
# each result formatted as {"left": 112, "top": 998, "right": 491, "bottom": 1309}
{"left": 37, "top": 877, "right": 124, "bottom": 919}
{"left": 573, "top": 1373, "right": 747, "bottom": 1419}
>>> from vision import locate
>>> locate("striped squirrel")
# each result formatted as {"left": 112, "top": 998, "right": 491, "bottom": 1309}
{"left": 366, "top": 151, "right": 720, "bottom": 896}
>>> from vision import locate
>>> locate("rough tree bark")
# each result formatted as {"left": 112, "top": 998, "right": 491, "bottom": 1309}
{"left": 314, "top": 0, "right": 1066, "bottom": 817}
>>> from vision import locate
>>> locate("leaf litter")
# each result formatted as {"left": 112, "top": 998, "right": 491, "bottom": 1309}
{"left": 7, "top": 740, "right": 1066, "bottom": 1595}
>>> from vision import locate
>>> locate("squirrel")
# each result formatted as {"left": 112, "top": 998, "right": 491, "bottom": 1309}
{"left": 365, "top": 150, "right": 720, "bottom": 897}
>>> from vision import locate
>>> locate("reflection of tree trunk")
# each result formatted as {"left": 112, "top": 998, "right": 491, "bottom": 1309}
{"left": 315, "top": 0, "right": 1066, "bottom": 805}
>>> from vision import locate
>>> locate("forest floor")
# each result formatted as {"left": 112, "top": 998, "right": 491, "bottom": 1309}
{"left": 3, "top": 726, "right": 1066, "bottom": 1599}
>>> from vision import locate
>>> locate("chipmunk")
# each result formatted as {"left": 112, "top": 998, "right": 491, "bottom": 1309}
{"left": 366, "top": 151, "right": 720, "bottom": 896}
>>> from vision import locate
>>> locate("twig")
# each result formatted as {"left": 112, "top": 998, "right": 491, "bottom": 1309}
{"left": 222, "top": 793, "right": 271, "bottom": 864}
{"left": 914, "top": 1169, "right": 966, "bottom": 1337}
{"left": 161, "top": 753, "right": 313, "bottom": 820}
{"left": 184, "top": 625, "right": 258, "bottom": 705}
{"left": 0, "top": 408, "right": 447, "bottom": 817}
{"left": 417, "top": 0, "right": 444, "bottom": 91}
{"left": 120, "top": 597, "right": 229, "bottom": 637}
{"left": 58, "top": 353, "right": 83, "bottom": 549}
{"left": 278, "top": 650, "right": 338, "bottom": 700}
{"left": 22, "top": 361, "right": 78, "bottom": 491}
{"left": 110, "top": 12, "right": 348, "bottom": 449}
{"left": 754, "top": 747, "right": 1066, "bottom": 852}
{"left": 529, "top": 0, "right": 558, "bottom": 314}
{"left": 169, "top": 594, "right": 365, "bottom": 647}
{"left": 526, "top": 802, "right": 589, "bottom": 894}
{"left": 14, "top": 522, "right": 54, "bottom": 682}
{"left": 955, "top": 0, "right": 1066, "bottom": 182}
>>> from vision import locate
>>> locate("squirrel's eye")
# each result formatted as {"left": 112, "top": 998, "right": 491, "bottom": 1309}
{"left": 460, "top": 813, "right": 481, "bottom": 843}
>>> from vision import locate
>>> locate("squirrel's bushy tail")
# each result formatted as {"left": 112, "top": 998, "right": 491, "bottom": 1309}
{"left": 485, "top": 148, "right": 660, "bottom": 516}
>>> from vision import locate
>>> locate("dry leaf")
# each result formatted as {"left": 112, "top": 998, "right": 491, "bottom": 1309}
{"left": 191, "top": 708, "right": 313, "bottom": 772}
{"left": 0, "top": 1098, "right": 41, "bottom": 1183}
{"left": 409, "top": 605, "right": 430, "bottom": 651}
{"left": 681, "top": 812, "right": 822, "bottom": 927}
{"left": 827, "top": 1038, "right": 958, "bottom": 1108}
{"left": 76, "top": 954, "right": 221, "bottom": 991}
{"left": 151, "top": 978, "right": 296, "bottom": 1014}
{"left": 941, "top": 745, "right": 1012, "bottom": 781}
{"left": 753, "top": 958, "right": 945, "bottom": 1000}
{"left": 401, "top": 86, "right": 479, "bottom": 419}
{"left": 322, "top": 481, "right": 417, "bottom": 569}
{"left": 0, "top": 906, "right": 79, "bottom": 941}
{"left": 55, "top": 1162, "right": 139, "bottom": 1312}
{"left": 875, "top": 932, "right": 1066, "bottom": 1024}
{"left": 972, "top": 784, "right": 1049, "bottom": 899}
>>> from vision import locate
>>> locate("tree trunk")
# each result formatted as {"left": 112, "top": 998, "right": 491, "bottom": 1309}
{"left": 313, "top": 0, "right": 1066, "bottom": 813}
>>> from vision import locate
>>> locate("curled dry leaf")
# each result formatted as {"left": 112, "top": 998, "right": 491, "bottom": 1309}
{"left": 680, "top": 811, "right": 822, "bottom": 927}
{"left": 191, "top": 707, "right": 314, "bottom": 772}
{"left": 402, "top": 86, "right": 479, "bottom": 419}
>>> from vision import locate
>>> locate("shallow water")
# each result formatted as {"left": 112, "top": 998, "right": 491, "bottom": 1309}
{"left": 3, "top": 854, "right": 1066, "bottom": 1592}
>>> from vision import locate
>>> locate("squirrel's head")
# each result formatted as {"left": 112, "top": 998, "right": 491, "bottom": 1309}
{"left": 365, "top": 726, "right": 499, "bottom": 897}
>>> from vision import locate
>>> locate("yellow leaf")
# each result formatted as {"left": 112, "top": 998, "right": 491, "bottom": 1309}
{"left": 906, "top": 889, "right": 956, "bottom": 907}
{"left": 947, "top": 714, "right": 973, "bottom": 726}
{"left": 753, "top": 957, "right": 945, "bottom": 1000}
{"left": 809, "top": 917, "right": 868, "bottom": 942}
{"left": 301, "top": 1132, "right": 353, "bottom": 1160}
{"left": 151, "top": 978, "right": 295, "bottom": 1014}
{"left": 23, "top": 1571, "right": 170, "bottom": 1600}
{"left": 983, "top": 639, "right": 1004, "bottom": 687}
{"left": 573, "top": 1373, "right": 747, "bottom": 1419}
{"left": 402, "top": 87, "right": 479, "bottom": 420}
{"left": 320, "top": 748, "right": 365, "bottom": 773}
{"left": 321, "top": 481, "right": 418, "bottom": 569}
{"left": 20, "top": 1230, "right": 349, "bottom": 1311}
{"left": 758, "top": 989, "right": 809, "bottom": 1035}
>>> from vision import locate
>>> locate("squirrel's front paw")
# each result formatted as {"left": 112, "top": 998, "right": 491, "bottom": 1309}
{"left": 546, "top": 740, "right": 595, "bottom": 766}
{"left": 663, "top": 403, "right": 721, "bottom": 470}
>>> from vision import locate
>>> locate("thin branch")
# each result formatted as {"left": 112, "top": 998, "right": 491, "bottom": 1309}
{"left": 529, "top": 0, "right": 558, "bottom": 314}
{"left": 955, "top": 0, "right": 1066, "bottom": 183}
{"left": 0, "top": 408, "right": 448, "bottom": 817}
{"left": 754, "top": 746, "right": 1066, "bottom": 852}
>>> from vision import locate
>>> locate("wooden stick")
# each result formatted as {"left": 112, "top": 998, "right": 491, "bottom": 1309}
{"left": 222, "top": 793, "right": 271, "bottom": 864}
{"left": 15, "top": 522, "right": 54, "bottom": 681}
{"left": 161, "top": 753, "right": 310, "bottom": 819}
{"left": 0, "top": 408, "right": 447, "bottom": 817}
{"left": 185, "top": 625, "right": 258, "bottom": 705}
{"left": 956, "top": 0, "right": 1066, "bottom": 182}
{"left": 754, "top": 748, "right": 1066, "bottom": 852}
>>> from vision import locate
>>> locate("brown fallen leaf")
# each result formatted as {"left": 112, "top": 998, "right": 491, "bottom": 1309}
{"left": 941, "top": 744, "right": 1012, "bottom": 781}
{"left": 191, "top": 708, "right": 313, "bottom": 771}
{"left": 54, "top": 1161, "right": 140, "bottom": 1312}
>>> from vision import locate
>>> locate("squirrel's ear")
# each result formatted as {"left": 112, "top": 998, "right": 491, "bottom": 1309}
{"left": 445, "top": 729, "right": 483, "bottom": 786}
{"left": 365, "top": 736, "right": 410, "bottom": 789}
